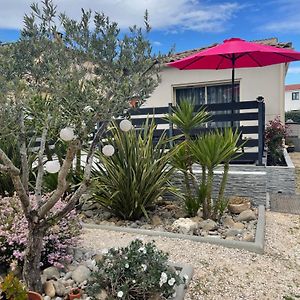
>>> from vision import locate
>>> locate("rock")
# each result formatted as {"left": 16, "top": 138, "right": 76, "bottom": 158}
{"left": 130, "top": 222, "right": 138, "bottom": 228}
{"left": 243, "top": 231, "right": 255, "bottom": 242}
{"left": 43, "top": 267, "right": 60, "bottom": 280}
{"left": 55, "top": 297, "right": 62, "bottom": 300}
{"left": 149, "top": 293, "right": 161, "bottom": 300}
{"left": 41, "top": 274, "right": 47, "bottom": 285}
{"left": 191, "top": 216, "right": 203, "bottom": 223}
{"left": 83, "top": 210, "right": 94, "bottom": 218}
{"left": 223, "top": 216, "right": 235, "bottom": 227}
{"left": 197, "top": 209, "right": 203, "bottom": 218}
{"left": 236, "top": 209, "right": 256, "bottom": 222}
{"left": 171, "top": 218, "right": 198, "bottom": 235}
{"left": 228, "top": 197, "right": 251, "bottom": 214}
{"left": 225, "top": 228, "right": 244, "bottom": 237}
{"left": 199, "top": 219, "right": 218, "bottom": 231}
{"left": 53, "top": 280, "right": 67, "bottom": 297}
{"left": 72, "top": 265, "right": 91, "bottom": 283}
{"left": 93, "top": 254, "right": 104, "bottom": 263}
{"left": 85, "top": 259, "right": 98, "bottom": 271}
{"left": 43, "top": 281, "right": 56, "bottom": 298}
{"left": 63, "top": 271, "right": 73, "bottom": 280}
{"left": 151, "top": 215, "right": 162, "bottom": 226}
{"left": 95, "top": 289, "right": 108, "bottom": 300}
{"left": 233, "top": 222, "right": 245, "bottom": 230}
{"left": 44, "top": 296, "right": 51, "bottom": 300}
{"left": 165, "top": 204, "right": 179, "bottom": 210}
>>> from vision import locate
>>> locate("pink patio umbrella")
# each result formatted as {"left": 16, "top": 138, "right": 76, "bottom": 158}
{"left": 168, "top": 37, "right": 300, "bottom": 102}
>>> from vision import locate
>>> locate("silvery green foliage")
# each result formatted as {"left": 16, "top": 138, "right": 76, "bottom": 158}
{"left": 0, "top": 0, "right": 160, "bottom": 148}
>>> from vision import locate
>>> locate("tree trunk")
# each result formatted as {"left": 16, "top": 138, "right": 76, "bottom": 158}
{"left": 23, "top": 221, "right": 47, "bottom": 292}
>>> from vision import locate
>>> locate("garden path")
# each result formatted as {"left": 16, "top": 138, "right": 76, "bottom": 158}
{"left": 81, "top": 212, "right": 300, "bottom": 300}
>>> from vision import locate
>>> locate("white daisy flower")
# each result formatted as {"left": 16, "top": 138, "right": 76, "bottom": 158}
{"left": 117, "top": 291, "right": 124, "bottom": 298}
{"left": 125, "top": 263, "right": 129, "bottom": 268}
{"left": 168, "top": 278, "right": 176, "bottom": 286}
{"left": 141, "top": 264, "right": 147, "bottom": 271}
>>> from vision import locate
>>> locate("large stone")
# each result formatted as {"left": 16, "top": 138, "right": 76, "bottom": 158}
{"left": 223, "top": 216, "right": 235, "bottom": 227}
{"left": 224, "top": 228, "right": 243, "bottom": 237}
{"left": 95, "top": 289, "right": 108, "bottom": 300}
{"left": 43, "top": 266, "right": 60, "bottom": 280}
{"left": 236, "top": 209, "right": 256, "bottom": 222}
{"left": 151, "top": 215, "right": 162, "bottom": 226}
{"left": 171, "top": 218, "right": 198, "bottom": 235}
{"left": 72, "top": 265, "right": 91, "bottom": 283}
{"left": 243, "top": 231, "right": 255, "bottom": 242}
{"left": 199, "top": 219, "right": 218, "bottom": 231}
{"left": 53, "top": 280, "right": 67, "bottom": 297}
{"left": 43, "top": 280, "right": 56, "bottom": 298}
{"left": 228, "top": 198, "right": 251, "bottom": 214}
{"left": 233, "top": 222, "right": 245, "bottom": 230}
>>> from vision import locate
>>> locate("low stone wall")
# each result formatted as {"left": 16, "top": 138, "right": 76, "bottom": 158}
{"left": 171, "top": 149, "right": 295, "bottom": 206}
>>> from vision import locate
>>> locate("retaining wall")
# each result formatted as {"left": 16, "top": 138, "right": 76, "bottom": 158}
{"left": 171, "top": 149, "right": 295, "bottom": 206}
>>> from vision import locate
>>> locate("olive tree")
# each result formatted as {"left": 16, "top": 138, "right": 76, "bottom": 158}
{"left": 0, "top": 0, "right": 160, "bottom": 291}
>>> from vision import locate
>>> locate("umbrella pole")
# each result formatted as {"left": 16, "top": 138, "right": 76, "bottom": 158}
{"left": 231, "top": 65, "right": 235, "bottom": 102}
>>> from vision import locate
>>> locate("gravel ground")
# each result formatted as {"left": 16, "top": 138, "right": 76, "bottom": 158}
{"left": 81, "top": 211, "right": 300, "bottom": 300}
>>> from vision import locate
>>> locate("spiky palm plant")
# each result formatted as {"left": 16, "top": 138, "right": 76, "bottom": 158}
{"left": 166, "top": 101, "right": 210, "bottom": 216}
{"left": 92, "top": 120, "right": 179, "bottom": 220}
{"left": 190, "top": 128, "right": 243, "bottom": 219}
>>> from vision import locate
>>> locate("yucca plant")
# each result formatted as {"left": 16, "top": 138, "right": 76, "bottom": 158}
{"left": 190, "top": 128, "right": 243, "bottom": 219}
{"left": 92, "top": 120, "right": 179, "bottom": 220}
{"left": 166, "top": 101, "right": 210, "bottom": 216}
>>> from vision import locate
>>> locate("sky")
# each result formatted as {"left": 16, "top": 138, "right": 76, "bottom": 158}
{"left": 0, "top": 0, "right": 299, "bottom": 84}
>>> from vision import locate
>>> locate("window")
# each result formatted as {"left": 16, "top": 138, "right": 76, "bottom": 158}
{"left": 175, "top": 83, "right": 240, "bottom": 105}
{"left": 292, "top": 92, "right": 299, "bottom": 100}
{"left": 175, "top": 83, "right": 240, "bottom": 127}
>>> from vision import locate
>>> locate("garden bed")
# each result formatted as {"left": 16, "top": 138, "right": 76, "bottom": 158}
{"left": 39, "top": 245, "right": 193, "bottom": 300}
{"left": 81, "top": 199, "right": 265, "bottom": 254}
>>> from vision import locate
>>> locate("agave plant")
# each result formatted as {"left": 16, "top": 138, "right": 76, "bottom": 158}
{"left": 190, "top": 128, "right": 243, "bottom": 219}
{"left": 166, "top": 101, "right": 210, "bottom": 216}
{"left": 92, "top": 120, "right": 179, "bottom": 220}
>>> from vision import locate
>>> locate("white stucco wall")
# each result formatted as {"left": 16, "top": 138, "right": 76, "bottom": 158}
{"left": 145, "top": 63, "right": 285, "bottom": 122}
{"left": 285, "top": 89, "right": 300, "bottom": 112}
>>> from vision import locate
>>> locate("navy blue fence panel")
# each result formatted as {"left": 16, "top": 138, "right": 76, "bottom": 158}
{"left": 127, "top": 99, "right": 265, "bottom": 165}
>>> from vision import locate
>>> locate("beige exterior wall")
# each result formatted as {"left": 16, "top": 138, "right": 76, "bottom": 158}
{"left": 285, "top": 89, "right": 300, "bottom": 112}
{"left": 145, "top": 63, "right": 286, "bottom": 123}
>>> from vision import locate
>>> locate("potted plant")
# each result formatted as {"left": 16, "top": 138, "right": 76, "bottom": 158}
{"left": 227, "top": 196, "right": 251, "bottom": 214}
{"left": 69, "top": 288, "right": 82, "bottom": 300}
{"left": 0, "top": 273, "right": 43, "bottom": 300}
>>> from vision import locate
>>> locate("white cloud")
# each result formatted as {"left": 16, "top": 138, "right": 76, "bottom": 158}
{"left": 264, "top": 20, "right": 300, "bottom": 32}
{"left": 153, "top": 41, "right": 162, "bottom": 46}
{"left": 0, "top": 0, "right": 241, "bottom": 33}
{"left": 262, "top": 0, "right": 300, "bottom": 32}
{"left": 288, "top": 67, "right": 300, "bottom": 74}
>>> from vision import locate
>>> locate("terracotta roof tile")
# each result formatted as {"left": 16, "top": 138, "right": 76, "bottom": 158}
{"left": 163, "top": 37, "right": 292, "bottom": 64}
{"left": 285, "top": 84, "right": 300, "bottom": 91}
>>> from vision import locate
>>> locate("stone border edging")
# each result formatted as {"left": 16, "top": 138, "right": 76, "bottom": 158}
{"left": 169, "top": 262, "right": 194, "bottom": 300}
{"left": 83, "top": 205, "right": 266, "bottom": 254}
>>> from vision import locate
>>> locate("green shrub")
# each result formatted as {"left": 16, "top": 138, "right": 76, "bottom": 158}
{"left": 286, "top": 110, "right": 300, "bottom": 124}
{"left": 92, "top": 120, "right": 178, "bottom": 220}
{"left": 87, "top": 239, "right": 185, "bottom": 300}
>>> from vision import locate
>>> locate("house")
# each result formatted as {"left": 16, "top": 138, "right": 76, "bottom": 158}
{"left": 285, "top": 84, "right": 300, "bottom": 112}
{"left": 145, "top": 38, "right": 291, "bottom": 123}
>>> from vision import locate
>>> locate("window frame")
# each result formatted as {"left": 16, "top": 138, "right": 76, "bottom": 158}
{"left": 292, "top": 91, "right": 300, "bottom": 101}
{"left": 173, "top": 81, "right": 240, "bottom": 105}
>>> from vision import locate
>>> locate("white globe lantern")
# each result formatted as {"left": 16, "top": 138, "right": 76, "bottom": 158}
{"left": 45, "top": 160, "right": 60, "bottom": 173}
{"left": 102, "top": 144, "right": 115, "bottom": 157}
{"left": 120, "top": 119, "right": 133, "bottom": 132}
{"left": 60, "top": 127, "right": 75, "bottom": 142}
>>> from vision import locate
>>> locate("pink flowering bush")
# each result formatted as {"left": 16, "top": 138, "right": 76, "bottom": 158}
{"left": 265, "top": 116, "right": 288, "bottom": 165}
{"left": 0, "top": 194, "right": 82, "bottom": 269}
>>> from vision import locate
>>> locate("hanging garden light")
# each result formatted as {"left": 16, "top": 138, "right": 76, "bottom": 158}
{"left": 120, "top": 119, "right": 132, "bottom": 132}
{"left": 45, "top": 160, "right": 61, "bottom": 173}
{"left": 59, "top": 127, "right": 75, "bottom": 141}
{"left": 102, "top": 144, "right": 115, "bottom": 156}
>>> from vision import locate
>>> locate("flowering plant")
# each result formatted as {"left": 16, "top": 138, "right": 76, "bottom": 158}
{"left": 87, "top": 239, "right": 185, "bottom": 299}
{"left": 265, "top": 116, "right": 288, "bottom": 165}
{"left": 0, "top": 194, "right": 82, "bottom": 269}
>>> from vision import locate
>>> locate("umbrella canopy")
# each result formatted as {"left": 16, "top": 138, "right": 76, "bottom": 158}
{"left": 168, "top": 37, "right": 300, "bottom": 101}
